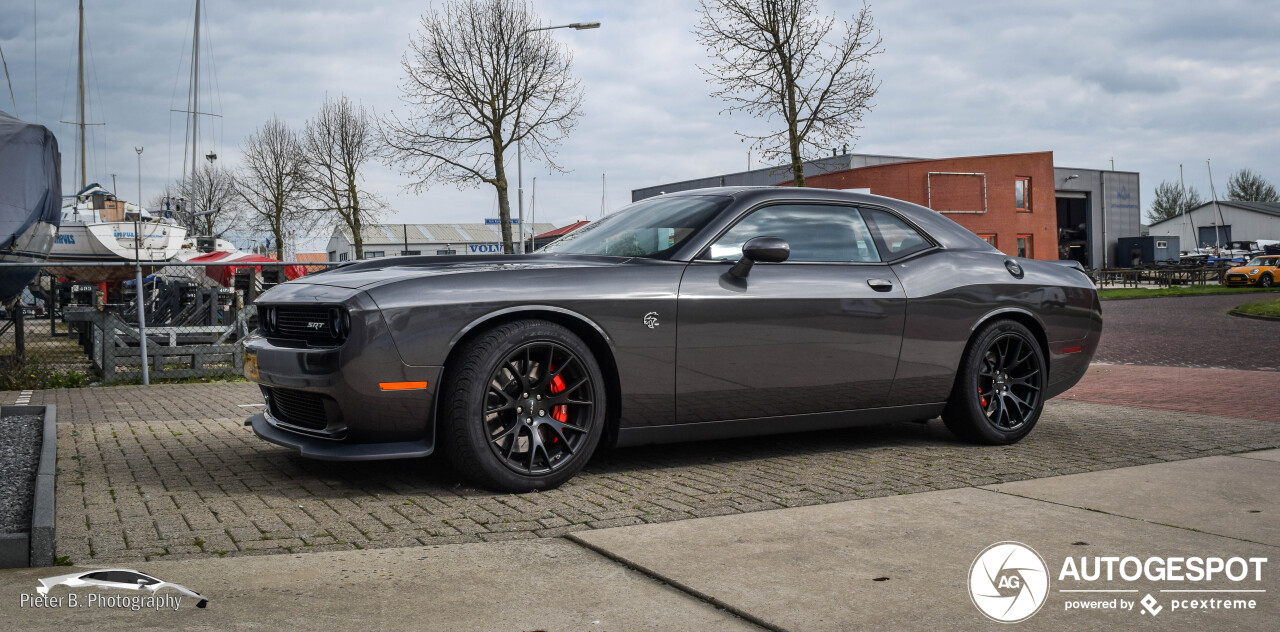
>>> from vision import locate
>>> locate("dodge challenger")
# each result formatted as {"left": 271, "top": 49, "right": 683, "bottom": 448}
{"left": 243, "top": 187, "right": 1102, "bottom": 492}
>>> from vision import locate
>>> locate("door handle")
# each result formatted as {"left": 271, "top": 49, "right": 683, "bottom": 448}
{"left": 867, "top": 278, "right": 894, "bottom": 292}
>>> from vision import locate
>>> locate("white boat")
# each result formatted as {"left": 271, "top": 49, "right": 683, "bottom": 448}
{"left": 46, "top": 184, "right": 189, "bottom": 282}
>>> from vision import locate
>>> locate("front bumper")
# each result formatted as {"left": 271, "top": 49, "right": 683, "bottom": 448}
{"left": 247, "top": 413, "right": 433, "bottom": 460}
{"left": 242, "top": 289, "right": 443, "bottom": 455}
{"left": 1222, "top": 273, "right": 1256, "bottom": 286}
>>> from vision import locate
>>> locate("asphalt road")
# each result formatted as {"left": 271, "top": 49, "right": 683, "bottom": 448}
{"left": 1094, "top": 293, "right": 1280, "bottom": 370}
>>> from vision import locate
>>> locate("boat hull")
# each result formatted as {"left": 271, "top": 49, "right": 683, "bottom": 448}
{"left": 47, "top": 221, "right": 188, "bottom": 282}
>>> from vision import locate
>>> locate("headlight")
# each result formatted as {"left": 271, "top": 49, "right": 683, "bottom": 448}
{"left": 331, "top": 307, "right": 350, "bottom": 340}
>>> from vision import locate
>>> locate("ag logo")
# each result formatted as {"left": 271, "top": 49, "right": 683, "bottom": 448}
{"left": 642, "top": 312, "right": 660, "bottom": 329}
{"left": 968, "top": 541, "right": 1049, "bottom": 623}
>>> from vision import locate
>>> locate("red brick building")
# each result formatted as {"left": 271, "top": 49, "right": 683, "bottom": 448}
{"left": 785, "top": 152, "right": 1059, "bottom": 260}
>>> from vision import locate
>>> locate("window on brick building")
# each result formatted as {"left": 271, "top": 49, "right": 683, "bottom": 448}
{"left": 1015, "top": 176, "right": 1031, "bottom": 212}
{"left": 1017, "top": 234, "right": 1033, "bottom": 258}
{"left": 978, "top": 234, "right": 997, "bottom": 248}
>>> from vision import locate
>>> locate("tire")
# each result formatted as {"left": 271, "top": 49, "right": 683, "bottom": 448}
{"left": 1260, "top": 274, "right": 1273, "bottom": 288}
{"left": 439, "top": 319, "right": 606, "bottom": 492}
{"left": 942, "top": 319, "right": 1046, "bottom": 445}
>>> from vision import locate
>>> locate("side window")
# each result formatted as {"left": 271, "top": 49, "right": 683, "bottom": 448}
{"left": 706, "top": 204, "right": 880, "bottom": 263}
{"left": 863, "top": 209, "right": 932, "bottom": 260}
{"left": 85, "top": 571, "right": 156, "bottom": 585}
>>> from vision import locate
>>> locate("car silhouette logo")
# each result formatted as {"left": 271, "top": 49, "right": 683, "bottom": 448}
{"left": 37, "top": 569, "right": 208, "bottom": 608}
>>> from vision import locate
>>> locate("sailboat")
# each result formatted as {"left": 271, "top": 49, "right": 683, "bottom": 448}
{"left": 46, "top": 184, "right": 187, "bottom": 282}
{"left": 44, "top": 0, "right": 188, "bottom": 282}
{"left": 0, "top": 110, "right": 61, "bottom": 301}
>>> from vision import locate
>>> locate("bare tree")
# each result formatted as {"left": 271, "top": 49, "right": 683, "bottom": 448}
{"left": 172, "top": 162, "right": 244, "bottom": 239}
{"left": 695, "top": 0, "right": 882, "bottom": 186}
{"left": 302, "top": 95, "right": 382, "bottom": 259}
{"left": 237, "top": 116, "right": 311, "bottom": 260}
{"left": 379, "top": 0, "right": 584, "bottom": 253}
{"left": 1148, "top": 181, "right": 1204, "bottom": 224}
{"left": 1227, "top": 168, "right": 1279, "bottom": 203}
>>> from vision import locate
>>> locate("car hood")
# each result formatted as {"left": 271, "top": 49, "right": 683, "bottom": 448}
{"left": 291, "top": 254, "right": 634, "bottom": 290}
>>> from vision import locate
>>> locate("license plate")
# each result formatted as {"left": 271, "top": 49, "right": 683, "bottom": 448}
{"left": 244, "top": 350, "right": 259, "bottom": 380}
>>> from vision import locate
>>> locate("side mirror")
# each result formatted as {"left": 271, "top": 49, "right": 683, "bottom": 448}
{"left": 730, "top": 236, "right": 790, "bottom": 278}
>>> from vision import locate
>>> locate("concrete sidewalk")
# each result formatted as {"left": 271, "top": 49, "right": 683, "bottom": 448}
{"left": 2, "top": 449, "right": 1276, "bottom": 631}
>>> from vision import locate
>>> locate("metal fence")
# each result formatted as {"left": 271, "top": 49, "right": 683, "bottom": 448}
{"left": 1096, "top": 262, "right": 1235, "bottom": 288}
{"left": 0, "top": 260, "right": 336, "bottom": 389}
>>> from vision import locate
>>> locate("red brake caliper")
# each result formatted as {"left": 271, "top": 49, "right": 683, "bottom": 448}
{"left": 549, "top": 367, "right": 568, "bottom": 423}
{"left": 979, "top": 388, "right": 987, "bottom": 408}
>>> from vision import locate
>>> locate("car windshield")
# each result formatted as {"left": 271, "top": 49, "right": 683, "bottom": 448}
{"left": 1246, "top": 257, "right": 1275, "bottom": 266}
{"left": 539, "top": 195, "right": 731, "bottom": 259}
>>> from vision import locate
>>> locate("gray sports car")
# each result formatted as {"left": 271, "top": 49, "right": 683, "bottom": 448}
{"left": 243, "top": 187, "right": 1101, "bottom": 492}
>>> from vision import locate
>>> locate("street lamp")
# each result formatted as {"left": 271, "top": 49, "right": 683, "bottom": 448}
{"left": 515, "top": 20, "right": 600, "bottom": 253}
{"left": 133, "top": 145, "right": 149, "bottom": 385}
{"left": 135, "top": 147, "right": 144, "bottom": 209}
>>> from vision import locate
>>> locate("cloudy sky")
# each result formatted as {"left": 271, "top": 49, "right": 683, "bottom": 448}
{"left": 1, "top": 0, "right": 1276, "bottom": 249}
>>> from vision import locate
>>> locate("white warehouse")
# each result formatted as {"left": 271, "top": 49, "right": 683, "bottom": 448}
{"left": 326, "top": 222, "right": 557, "bottom": 261}
{"left": 1148, "top": 201, "right": 1280, "bottom": 248}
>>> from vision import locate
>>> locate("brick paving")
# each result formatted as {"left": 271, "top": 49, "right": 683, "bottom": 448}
{"left": 1062, "top": 364, "right": 1280, "bottom": 423}
{"left": 24, "top": 382, "right": 259, "bottom": 423}
{"left": 1095, "top": 294, "right": 1280, "bottom": 370}
{"left": 37, "top": 398, "right": 1280, "bottom": 564}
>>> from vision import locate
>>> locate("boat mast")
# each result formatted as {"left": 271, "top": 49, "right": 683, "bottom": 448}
{"left": 77, "top": 0, "right": 85, "bottom": 190}
{"left": 189, "top": 0, "right": 200, "bottom": 191}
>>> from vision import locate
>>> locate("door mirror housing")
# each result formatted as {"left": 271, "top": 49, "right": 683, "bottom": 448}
{"left": 730, "top": 236, "right": 790, "bottom": 278}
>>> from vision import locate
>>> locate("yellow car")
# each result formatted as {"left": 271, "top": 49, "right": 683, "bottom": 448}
{"left": 1223, "top": 255, "right": 1280, "bottom": 287}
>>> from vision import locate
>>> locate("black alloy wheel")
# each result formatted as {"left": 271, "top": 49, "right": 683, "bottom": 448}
{"left": 943, "top": 320, "right": 1046, "bottom": 444}
{"left": 1260, "top": 273, "right": 1273, "bottom": 288}
{"left": 483, "top": 341, "right": 595, "bottom": 476}
{"left": 973, "top": 333, "right": 1043, "bottom": 431}
{"left": 440, "top": 320, "right": 606, "bottom": 492}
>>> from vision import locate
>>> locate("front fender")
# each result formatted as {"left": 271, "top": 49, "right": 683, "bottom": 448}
{"left": 448, "top": 304, "right": 617, "bottom": 353}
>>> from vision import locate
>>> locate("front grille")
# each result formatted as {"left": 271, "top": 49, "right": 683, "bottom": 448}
{"left": 265, "top": 387, "right": 331, "bottom": 430}
{"left": 1226, "top": 274, "right": 1247, "bottom": 283}
{"left": 261, "top": 305, "right": 348, "bottom": 345}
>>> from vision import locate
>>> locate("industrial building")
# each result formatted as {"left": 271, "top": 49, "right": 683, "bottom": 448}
{"left": 1147, "top": 200, "right": 1280, "bottom": 249}
{"left": 634, "top": 152, "right": 1140, "bottom": 269}
{"left": 326, "top": 222, "right": 556, "bottom": 261}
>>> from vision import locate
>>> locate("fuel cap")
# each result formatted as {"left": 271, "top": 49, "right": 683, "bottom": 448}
{"left": 1005, "top": 258, "right": 1024, "bottom": 278}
